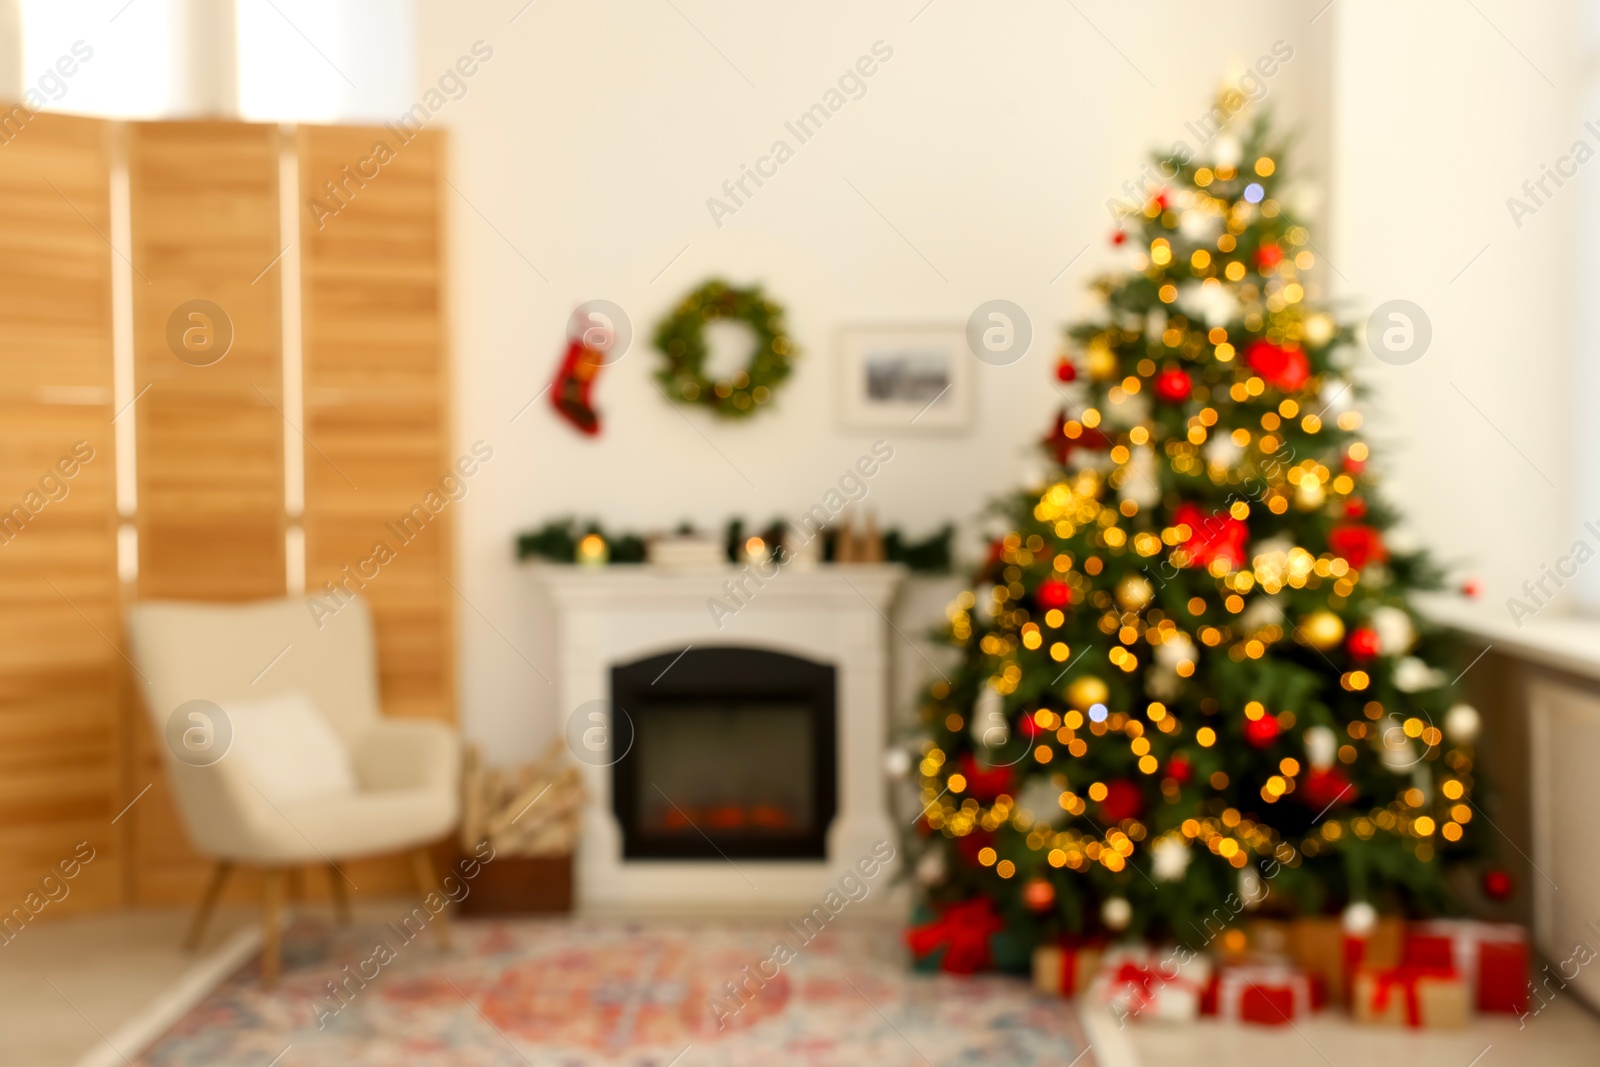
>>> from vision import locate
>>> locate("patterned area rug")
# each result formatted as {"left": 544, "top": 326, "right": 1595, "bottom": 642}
{"left": 134, "top": 916, "right": 1093, "bottom": 1066}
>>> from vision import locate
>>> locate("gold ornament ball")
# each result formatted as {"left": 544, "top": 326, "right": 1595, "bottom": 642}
{"left": 1086, "top": 339, "right": 1118, "bottom": 381}
{"left": 1300, "top": 609, "right": 1345, "bottom": 651}
{"left": 1116, "top": 574, "right": 1154, "bottom": 611}
{"left": 1066, "top": 675, "right": 1110, "bottom": 710}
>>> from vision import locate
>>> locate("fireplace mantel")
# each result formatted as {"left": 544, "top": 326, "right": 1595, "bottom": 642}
{"left": 527, "top": 562, "right": 906, "bottom": 914}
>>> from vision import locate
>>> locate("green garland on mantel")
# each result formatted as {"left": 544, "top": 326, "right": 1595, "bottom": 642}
{"left": 515, "top": 518, "right": 953, "bottom": 573}
{"left": 652, "top": 279, "right": 796, "bottom": 418}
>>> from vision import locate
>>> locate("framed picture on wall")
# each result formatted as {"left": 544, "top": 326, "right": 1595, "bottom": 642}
{"left": 837, "top": 325, "right": 972, "bottom": 432}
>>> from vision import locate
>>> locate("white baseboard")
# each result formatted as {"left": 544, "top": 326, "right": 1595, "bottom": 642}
{"left": 1078, "top": 999, "right": 1141, "bottom": 1067}
{"left": 72, "top": 924, "right": 261, "bottom": 1067}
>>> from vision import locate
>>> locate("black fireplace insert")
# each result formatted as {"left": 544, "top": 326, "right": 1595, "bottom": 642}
{"left": 610, "top": 646, "right": 837, "bottom": 860}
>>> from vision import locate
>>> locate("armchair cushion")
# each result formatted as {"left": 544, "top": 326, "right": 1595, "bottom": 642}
{"left": 352, "top": 718, "right": 460, "bottom": 794}
{"left": 226, "top": 691, "right": 358, "bottom": 805}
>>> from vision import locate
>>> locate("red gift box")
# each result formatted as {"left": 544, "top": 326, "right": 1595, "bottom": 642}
{"left": 1090, "top": 947, "right": 1212, "bottom": 1023}
{"left": 1353, "top": 965, "right": 1469, "bottom": 1028}
{"left": 1403, "top": 920, "right": 1529, "bottom": 1014}
{"left": 1216, "top": 964, "right": 1318, "bottom": 1025}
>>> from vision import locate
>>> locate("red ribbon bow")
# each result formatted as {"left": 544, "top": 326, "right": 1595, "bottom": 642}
{"left": 905, "top": 899, "right": 1003, "bottom": 974}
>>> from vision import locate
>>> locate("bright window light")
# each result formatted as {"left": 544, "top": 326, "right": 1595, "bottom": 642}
{"left": 20, "top": 0, "right": 177, "bottom": 118}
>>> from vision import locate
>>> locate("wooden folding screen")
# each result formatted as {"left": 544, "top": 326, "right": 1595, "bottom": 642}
{"left": 0, "top": 115, "right": 453, "bottom": 913}
{"left": 0, "top": 115, "right": 123, "bottom": 915}
{"left": 125, "top": 121, "right": 290, "bottom": 904}
{"left": 299, "top": 126, "right": 455, "bottom": 727}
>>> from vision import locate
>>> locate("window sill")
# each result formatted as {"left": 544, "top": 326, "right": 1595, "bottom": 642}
{"left": 1419, "top": 594, "right": 1600, "bottom": 684}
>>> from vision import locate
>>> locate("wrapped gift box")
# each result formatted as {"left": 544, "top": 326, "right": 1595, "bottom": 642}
{"left": 1287, "top": 915, "right": 1403, "bottom": 1005}
{"left": 1090, "top": 946, "right": 1212, "bottom": 1023}
{"left": 1403, "top": 920, "right": 1529, "bottom": 1014}
{"left": 1353, "top": 966, "right": 1470, "bottom": 1028}
{"left": 906, "top": 898, "right": 1030, "bottom": 974}
{"left": 1033, "top": 942, "right": 1104, "bottom": 997}
{"left": 1216, "top": 964, "right": 1319, "bottom": 1025}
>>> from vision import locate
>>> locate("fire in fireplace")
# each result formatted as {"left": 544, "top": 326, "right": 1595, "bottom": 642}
{"left": 610, "top": 647, "right": 837, "bottom": 860}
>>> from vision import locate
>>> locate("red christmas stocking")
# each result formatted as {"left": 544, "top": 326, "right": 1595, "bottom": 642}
{"left": 549, "top": 338, "right": 606, "bottom": 435}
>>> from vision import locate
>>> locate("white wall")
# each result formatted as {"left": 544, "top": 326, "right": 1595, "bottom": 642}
{"left": 1330, "top": 0, "right": 1583, "bottom": 611}
{"left": 416, "top": 0, "right": 1332, "bottom": 763}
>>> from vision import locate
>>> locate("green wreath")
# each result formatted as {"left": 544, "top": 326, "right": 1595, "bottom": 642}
{"left": 653, "top": 279, "right": 796, "bottom": 418}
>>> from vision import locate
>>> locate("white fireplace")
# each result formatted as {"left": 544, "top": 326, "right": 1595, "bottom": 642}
{"left": 528, "top": 562, "right": 905, "bottom": 914}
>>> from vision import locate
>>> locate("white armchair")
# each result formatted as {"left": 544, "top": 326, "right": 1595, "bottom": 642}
{"left": 126, "top": 595, "right": 460, "bottom": 984}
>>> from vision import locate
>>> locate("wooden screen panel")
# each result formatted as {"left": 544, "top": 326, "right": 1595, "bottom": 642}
{"left": 0, "top": 114, "right": 123, "bottom": 916}
{"left": 129, "top": 120, "right": 285, "bottom": 601}
{"left": 127, "top": 121, "right": 287, "bottom": 905}
{"left": 299, "top": 125, "right": 455, "bottom": 725}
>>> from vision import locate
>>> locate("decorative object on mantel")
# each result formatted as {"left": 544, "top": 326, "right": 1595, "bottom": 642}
{"left": 653, "top": 278, "right": 795, "bottom": 419}
{"left": 459, "top": 741, "right": 583, "bottom": 914}
{"left": 830, "top": 510, "right": 884, "bottom": 563}
{"left": 516, "top": 516, "right": 953, "bottom": 573}
{"left": 838, "top": 324, "right": 972, "bottom": 432}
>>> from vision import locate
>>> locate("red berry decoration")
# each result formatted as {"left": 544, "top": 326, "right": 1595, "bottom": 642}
{"left": 1154, "top": 367, "right": 1193, "bottom": 403}
{"left": 1035, "top": 578, "right": 1071, "bottom": 611}
{"left": 1254, "top": 242, "right": 1284, "bottom": 269}
{"left": 1244, "top": 715, "right": 1281, "bottom": 748}
{"left": 1111, "top": 230, "right": 1127, "bottom": 246}
{"left": 1098, "top": 779, "right": 1144, "bottom": 823}
{"left": 1346, "top": 627, "right": 1381, "bottom": 659}
{"left": 1461, "top": 578, "right": 1482, "bottom": 599}
{"left": 1022, "top": 876, "right": 1057, "bottom": 912}
{"left": 1483, "top": 868, "right": 1514, "bottom": 901}
{"left": 1055, "top": 358, "right": 1078, "bottom": 382}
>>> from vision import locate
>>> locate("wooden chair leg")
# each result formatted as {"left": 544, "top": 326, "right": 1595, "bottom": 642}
{"left": 183, "top": 861, "right": 232, "bottom": 951}
{"left": 327, "top": 863, "right": 352, "bottom": 925}
{"left": 260, "top": 869, "right": 286, "bottom": 988}
{"left": 409, "top": 848, "right": 451, "bottom": 950}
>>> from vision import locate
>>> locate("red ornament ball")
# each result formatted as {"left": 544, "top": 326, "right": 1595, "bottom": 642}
{"left": 1483, "top": 868, "right": 1515, "bottom": 901}
{"left": 1165, "top": 753, "right": 1193, "bottom": 785}
{"left": 1328, "top": 524, "right": 1388, "bottom": 570}
{"left": 1154, "top": 367, "right": 1193, "bottom": 403}
{"left": 1244, "top": 714, "right": 1281, "bottom": 748}
{"left": 1300, "top": 767, "right": 1354, "bottom": 810}
{"left": 957, "top": 753, "right": 1014, "bottom": 804}
{"left": 1098, "top": 778, "right": 1144, "bottom": 823}
{"left": 1245, "top": 339, "right": 1310, "bottom": 392}
{"left": 1346, "top": 627, "right": 1381, "bottom": 659}
{"left": 1111, "top": 230, "right": 1127, "bottom": 246}
{"left": 1055, "top": 358, "right": 1078, "bottom": 382}
{"left": 1035, "top": 578, "right": 1071, "bottom": 611}
{"left": 1254, "top": 242, "right": 1284, "bottom": 269}
{"left": 1344, "top": 498, "right": 1368, "bottom": 520}
{"left": 1461, "top": 578, "right": 1483, "bottom": 599}
{"left": 1022, "top": 876, "right": 1057, "bottom": 912}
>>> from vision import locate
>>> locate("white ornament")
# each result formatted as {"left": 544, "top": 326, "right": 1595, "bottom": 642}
{"left": 1239, "top": 866, "right": 1264, "bottom": 909}
{"left": 1394, "top": 656, "right": 1447, "bottom": 693}
{"left": 1105, "top": 390, "right": 1150, "bottom": 429}
{"left": 1377, "top": 717, "right": 1416, "bottom": 773}
{"left": 1342, "top": 900, "right": 1378, "bottom": 936}
{"left": 1102, "top": 896, "right": 1133, "bottom": 932}
{"left": 1152, "top": 837, "right": 1191, "bottom": 882}
{"left": 1017, "top": 776, "right": 1063, "bottom": 829}
{"left": 971, "top": 684, "right": 1007, "bottom": 748}
{"left": 1369, "top": 606, "right": 1415, "bottom": 656}
{"left": 1212, "top": 135, "right": 1242, "bottom": 169}
{"left": 1386, "top": 528, "right": 1422, "bottom": 555}
{"left": 1317, "top": 377, "right": 1352, "bottom": 414}
{"left": 1177, "top": 278, "right": 1240, "bottom": 328}
{"left": 1304, "top": 725, "right": 1337, "bottom": 771}
{"left": 915, "top": 847, "right": 947, "bottom": 886}
{"left": 1153, "top": 632, "right": 1197, "bottom": 673}
{"left": 1118, "top": 445, "right": 1161, "bottom": 509}
{"left": 884, "top": 748, "right": 912, "bottom": 779}
{"left": 1203, "top": 435, "right": 1243, "bottom": 470}
{"left": 1240, "top": 593, "right": 1285, "bottom": 634}
{"left": 1305, "top": 315, "right": 1336, "bottom": 347}
{"left": 1179, "top": 207, "right": 1220, "bottom": 243}
{"left": 1445, "top": 704, "right": 1482, "bottom": 744}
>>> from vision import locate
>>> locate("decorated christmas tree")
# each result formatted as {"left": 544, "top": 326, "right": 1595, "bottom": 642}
{"left": 907, "top": 109, "right": 1484, "bottom": 958}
